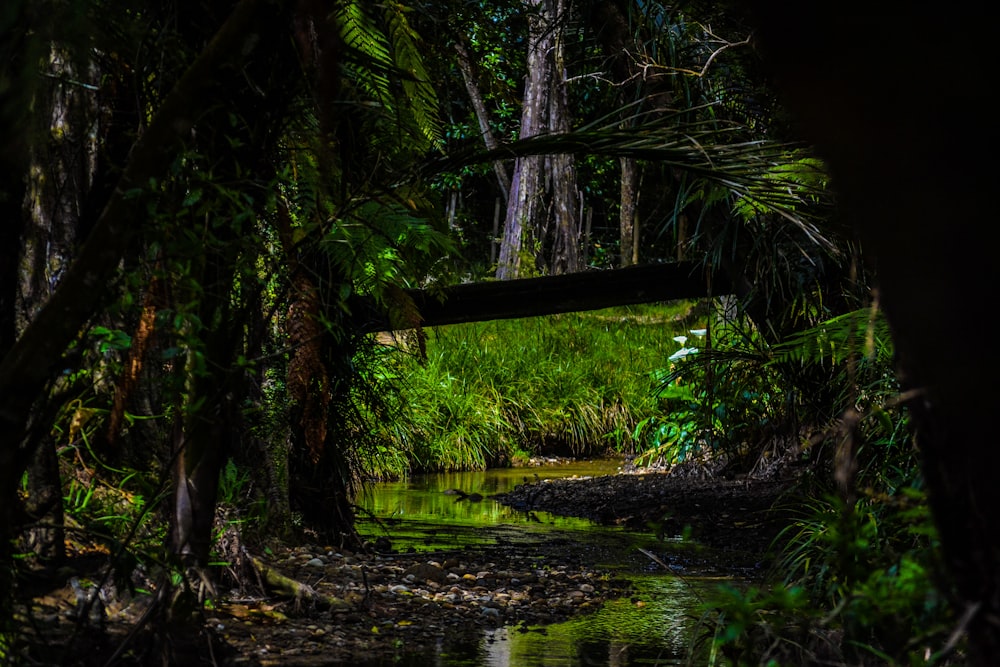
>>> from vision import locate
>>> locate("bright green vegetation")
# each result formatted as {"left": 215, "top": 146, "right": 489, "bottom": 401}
{"left": 373, "top": 301, "right": 702, "bottom": 475}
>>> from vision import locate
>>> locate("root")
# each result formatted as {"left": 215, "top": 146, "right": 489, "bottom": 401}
{"left": 247, "top": 553, "right": 351, "bottom": 610}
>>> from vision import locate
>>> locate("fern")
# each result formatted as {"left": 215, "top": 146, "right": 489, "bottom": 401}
{"left": 336, "top": 0, "right": 394, "bottom": 109}
{"left": 332, "top": 0, "right": 442, "bottom": 153}
{"left": 321, "top": 193, "right": 453, "bottom": 298}
{"left": 383, "top": 1, "right": 442, "bottom": 149}
{"left": 733, "top": 154, "right": 831, "bottom": 222}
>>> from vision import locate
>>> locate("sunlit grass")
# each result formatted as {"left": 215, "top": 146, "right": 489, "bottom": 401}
{"left": 378, "top": 300, "right": 704, "bottom": 472}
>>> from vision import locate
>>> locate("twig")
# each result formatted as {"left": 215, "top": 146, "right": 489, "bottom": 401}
{"left": 636, "top": 547, "right": 704, "bottom": 604}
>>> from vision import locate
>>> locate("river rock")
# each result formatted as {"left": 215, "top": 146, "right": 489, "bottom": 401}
{"left": 403, "top": 562, "right": 448, "bottom": 584}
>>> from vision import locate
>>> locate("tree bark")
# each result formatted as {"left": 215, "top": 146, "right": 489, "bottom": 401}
{"left": 546, "top": 0, "right": 580, "bottom": 275}
{"left": 496, "top": 0, "right": 553, "bottom": 280}
{"left": 17, "top": 42, "right": 101, "bottom": 562}
{"left": 619, "top": 157, "right": 638, "bottom": 267}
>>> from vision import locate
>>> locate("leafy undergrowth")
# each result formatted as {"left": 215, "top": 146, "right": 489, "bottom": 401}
{"left": 374, "top": 301, "right": 704, "bottom": 475}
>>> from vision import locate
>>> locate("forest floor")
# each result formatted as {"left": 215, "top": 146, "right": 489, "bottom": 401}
{"left": 12, "top": 465, "right": 798, "bottom": 666}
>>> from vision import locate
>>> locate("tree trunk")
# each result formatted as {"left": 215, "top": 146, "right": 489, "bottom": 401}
{"left": 0, "top": 0, "right": 287, "bottom": 506}
{"left": 17, "top": 42, "right": 100, "bottom": 562}
{"left": 352, "top": 261, "right": 726, "bottom": 332}
{"left": 619, "top": 157, "right": 638, "bottom": 267}
{"left": 547, "top": 0, "right": 580, "bottom": 275}
{"left": 496, "top": 0, "right": 553, "bottom": 280}
{"left": 168, "top": 258, "right": 240, "bottom": 567}
{"left": 454, "top": 41, "right": 510, "bottom": 201}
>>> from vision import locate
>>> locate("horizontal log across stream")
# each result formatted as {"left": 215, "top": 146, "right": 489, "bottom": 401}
{"left": 350, "top": 261, "right": 732, "bottom": 333}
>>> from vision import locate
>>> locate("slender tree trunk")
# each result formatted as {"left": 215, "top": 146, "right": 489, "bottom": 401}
{"left": 491, "top": 197, "right": 501, "bottom": 265}
{"left": 455, "top": 41, "right": 510, "bottom": 201}
{"left": 676, "top": 212, "right": 688, "bottom": 261}
{"left": 496, "top": 0, "right": 553, "bottom": 280}
{"left": 547, "top": 0, "right": 580, "bottom": 275}
{"left": 619, "top": 157, "right": 638, "bottom": 267}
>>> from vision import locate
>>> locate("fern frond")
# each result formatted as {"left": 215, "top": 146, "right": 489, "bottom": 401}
{"left": 321, "top": 194, "right": 453, "bottom": 296}
{"left": 336, "top": 0, "right": 394, "bottom": 110}
{"left": 383, "top": 1, "right": 442, "bottom": 149}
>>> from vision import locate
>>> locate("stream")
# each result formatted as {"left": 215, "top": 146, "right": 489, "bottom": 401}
{"left": 355, "top": 460, "right": 730, "bottom": 666}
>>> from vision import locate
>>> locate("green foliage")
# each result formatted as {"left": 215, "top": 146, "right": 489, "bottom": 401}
{"left": 701, "top": 484, "right": 953, "bottom": 665}
{"left": 377, "top": 302, "right": 696, "bottom": 472}
{"left": 336, "top": 0, "right": 442, "bottom": 152}
{"left": 321, "top": 192, "right": 455, "bottom": 294}
{"left": 56, "top": 433, "right": 165, "bottom": 566}
{"left": 693, "top": 318, "right": 956, "bottom": 663}
{"left": 635, "top": 314, "right": 782, "bottom": 472}
{"left": 217, "top": 459, "right": 250, "bottom": 508}
{"left": 770, "top": 306, "right": 893, "bottom": 368}
{"left": 636, "top": 302, "right": 899, "bottom": 477}
{"left": 699, "top": 582, "right": 813, "bottom": 665}
{"left": 631, "top": 383, "right": 701, "bottom": 467}
{"left": 733, "top": 155, "right": 830, "bottom": 222}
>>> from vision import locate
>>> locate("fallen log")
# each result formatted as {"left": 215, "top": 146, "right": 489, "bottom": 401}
{"left": 350, "top": 261, "right": 730, "bottom": 333}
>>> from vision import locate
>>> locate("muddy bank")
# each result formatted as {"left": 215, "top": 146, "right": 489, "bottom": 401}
{"left": 493, "top": 468, "right": 795, "bottom": 570}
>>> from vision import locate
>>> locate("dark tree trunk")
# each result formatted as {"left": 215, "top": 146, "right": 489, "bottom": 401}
{"left": 0, "top": 4, "right": 37, "bottom": 613}
{"left": 352, "top": 261, "right": 726, "bottom": 332}
{"left": 16, "top": 42, "right": 100, "bottom": 562}
{"left": 745, "top": 3, "right": 1000, "bottom": 663}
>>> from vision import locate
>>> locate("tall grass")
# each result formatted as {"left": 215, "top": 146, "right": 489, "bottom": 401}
{"left": 376, "top": 301, "right": 703, "bottom": 472}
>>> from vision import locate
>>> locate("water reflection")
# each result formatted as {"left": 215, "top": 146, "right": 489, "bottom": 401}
{"left": 476, "top": 575, "right": 717, "bottom": 666}
{"left": 357, "top": 460, "right": 624, "bottom": 552}
{"left": 354, "top": 461, "right": 722, "bottom": 667}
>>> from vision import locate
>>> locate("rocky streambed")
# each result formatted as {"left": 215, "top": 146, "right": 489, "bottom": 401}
{"left": 13, "top": 466, "right": 796, "bottom": 666}
{"left": 494, "top": 469, "right": 794, "bottom": 570}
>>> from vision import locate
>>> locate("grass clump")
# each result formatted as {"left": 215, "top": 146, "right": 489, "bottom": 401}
{"left": 380, "top": 301, "right": 702, "bottom": 472}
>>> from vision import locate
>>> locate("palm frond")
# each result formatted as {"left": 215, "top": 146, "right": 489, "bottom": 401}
{"left": 430, "top": 112, "right": 836, "bottom": 253}
{"left": 770, "top": 306, "right": 893, "bottom": 368}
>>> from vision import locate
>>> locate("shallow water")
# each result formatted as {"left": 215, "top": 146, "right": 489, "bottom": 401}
{"left": 356, "top": 459, "right": 623, "bottom": 551}
{"left": 355, "top": 460, "right": 723, "bottom": 666}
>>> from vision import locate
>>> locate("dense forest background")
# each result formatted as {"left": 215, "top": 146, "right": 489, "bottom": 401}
{"left": 1, "top": 1, "right": 998, "bottom": 665}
